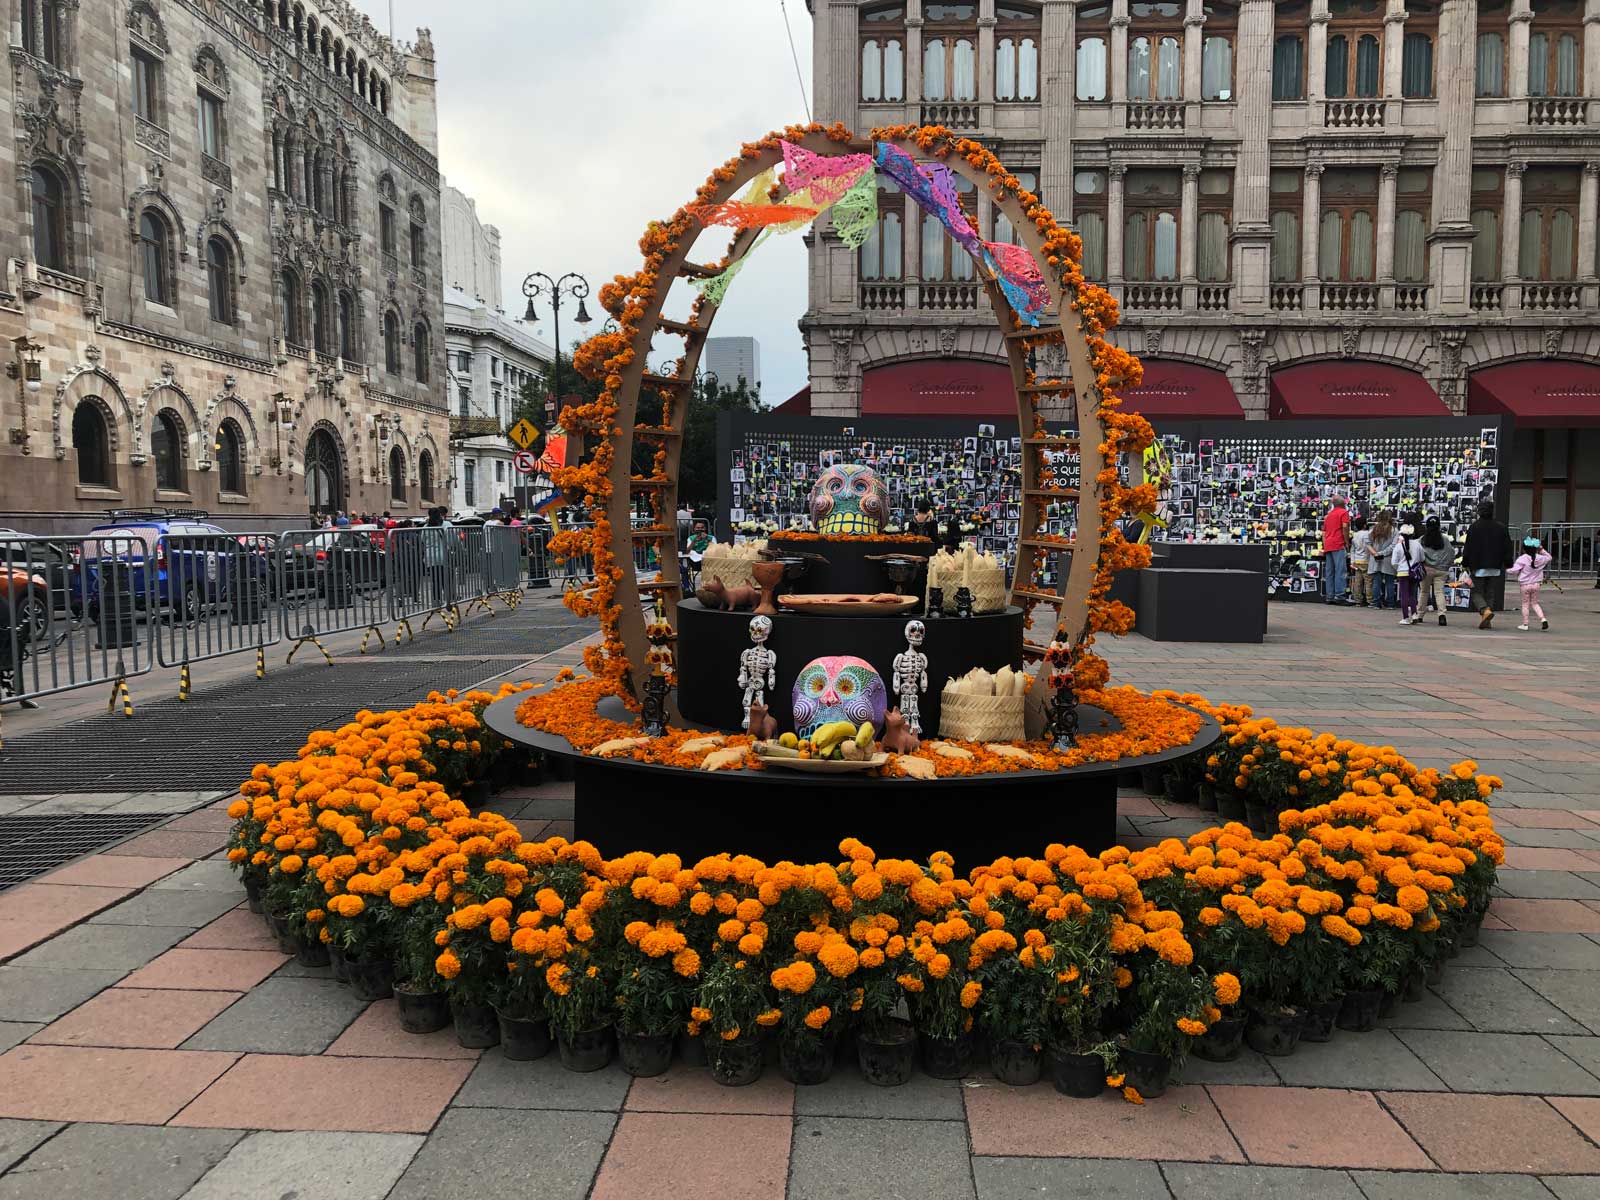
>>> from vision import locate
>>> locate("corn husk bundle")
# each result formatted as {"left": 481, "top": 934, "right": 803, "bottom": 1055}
{"left": 925, "top": 544, "right": 1006, "bottom": 614}
{"left": 937, "top": 665, "right": 1027, "bottom": 742}
{"left": 700, "top": 540, "right": 767, "bottom": 590}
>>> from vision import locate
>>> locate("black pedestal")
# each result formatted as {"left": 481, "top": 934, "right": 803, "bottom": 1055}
{"left": 1135, "top": 568, "right": 1267, "bottom": 643}
{"left": 676, "top": 599, "right": 1023, "bottom": 736}
{"left": 1152, "top": 542, "right": 1272, "bottom": 574}
{"left": 761, "top": 534, "right": 935, "bottom": 596}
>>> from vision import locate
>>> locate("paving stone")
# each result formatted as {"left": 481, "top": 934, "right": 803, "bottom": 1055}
{"left": 388, "top": 1108, "right": 611, "bottom": 1200}
{"left": 0, "top": 1123, "right": 241, "bottom": 1200}
{"left": 119, "top": 948, "right": 286, "bottom": 992}
{"left": 0, "top": 1119, "right": 61, "bottom": 1174}
{"left": 182, "top": 1131, "right": 422, "bottom": 1200}
{"left": 103, "top": 830, "right": 229, "bottom": 859}
{"left": 1477, "top": 930, "right": 1600, "bottom": 970}
{"left": 789, "top": 1116, "right": 974, "bottom": 1200}
{"left": 32, "top": 987, "right": 242, "bottom": 1049}
{"left": 973, "top": 1157, "right": 1171, "bottom": 1199}
{"left": 1544, "top": 1177, "right": 1600, "bottom": 1200}
{"left": 180, "top": 977, "right": 366, "bottom": 1055}
{"left": 325, "top": 999, "right": 482, "bottom": 1059}
{"left": 1350, "top": 1170, "right": 1558, "bottom": 1200}
{"left": 965, "top": 1085, "right": 1243, "bottom": 1163}
{"left": 146, "top": 861, "right": 241, "bottom": 892}
{"left": 171, "top": 1053, "right": 472, "bottom": 1133}
{"left": 1379, "top": 988, "right": 1472, "bottom": 1031}
{"left": 0, "top": 1025, "right": 39, "bottom": 1054}
{"left": 1494, "top": 870, "right": 1600, "bottom": 901}
{"left": 1545, "top": 1034, "right": 1600, "bottom": 1080}
{"left": 176, "top": 908, "right": 277, "bottom": 952}
{"left": 591, "top": 1112, "right": 789, "bottom": 1200}
{"left": 157, "top": 809, "right": 237, "bottom": 833}
{"left": 791, "top": 1059, "right": 966, "bottom": 1121}
{"left": 1268, "top": 1029, "right": 1446, "bottom": 1091}
{"left": 0, "top": 884, "right": 136, "bottom": 960}
{"left": 451, "top": 1046, "right": 631, "bottom": 1111}
{"left": 1432, "top": 967, "right": 1586, "bottom": 1034}
{"left": 1395, "top": 1029, "right": 1600, "bottom": 1094}
{"left": 0, "top": 1045, "right": 237, "bottom": 1124}
{"left": 86, "top": 888, "right": 241, "bottom": 929}
{"left": 1512, "top": 969, "right": 1600, "bottom": 1033}
{"left": 1158, "top": 1162, "right": 1363, "bottom": 1200}
{"left": 1177, "top": 1049, "right": 1282, "bottom": 1087}
{"left": 1549, "top": 1096, "right": 1600, "bottom": 1145}
{"left": 1379, "top": 1091, "right": 1600, "bottom": 1174}
{"left": 1500, "top": 828, "right": 1600, "bottom": 851}
{"left": 625, "top": 1064, "right": 793, "bottom": 1115}
{"left": 1505, "top": 848, "right": 1600, "bottom": 871}
{"left": 35, "top": 855, "right": 189, "bottom": 889}
{"left": 9, "top": 923, "right": 191, "bottom": 972}
{"left": 1207, "top": 1085, "right": 1428, "bottom": 1170}
{"left": 1491, "top": 898, "right": 1600, "bottom": 933}
{"left": 0, "top": 966, "right": 124, "bottom": 1023}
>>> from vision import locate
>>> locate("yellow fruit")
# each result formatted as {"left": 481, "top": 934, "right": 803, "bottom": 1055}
{"left": 779, "top": 732, "right": 799, "bottom": 749}
{"left": 855, "top": 722, "right": 874, "bottom": 748}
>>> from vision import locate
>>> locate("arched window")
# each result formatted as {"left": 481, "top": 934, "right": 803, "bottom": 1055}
{"left": 206, "top": 236, "right": 234, "bottom": 324}
{"left": 1326, "top": 0, "right": 1383, "bottom": 99}
{"left": 419, "top": 449, "right": 435, "bottom": 501}
{"left": 1400, "top": 3, "right": 1438, "bottom": 98}
{"left": 139, "top": 210, "right": 173, "bottom": 306}
{"left": 311, "top": 150, "right": 326, "bottom": 214}
{"left": 379, "top": 176, "right": 398, "bottom": 257}
{"left": 1529, "top": 0, "right": 1583, "bottom": 97}
{"left": 384, "top": 311, "right": 401, "bottom": 373}
{"left": 389, "top": 446, "right": 406, "bottom": 502}
{"left": 31, "top": 165, "right": 68, "bottom": 272}
{"left": 217, "top": 419, "right": 245, "bottom": 495}
{"left": 995, "top": 4, "right": 1040, "bottom": 102}
{"left": 72, "top": 402, "right": 112, "bottom": 488}
{"left": 1076, "top": 4, "right": 1109, "bottom": 100}
{"left": 1073, "top": 169, "right": 1108, "bottom": 279}
{"left": 305, "top": 427, "right": 342, "bottom": 513}
{"left": 338, "top": 290, "right": 356, "bottom": 360}
{"left": 409, "top": 197, "right": 426, "bottom": 270}
{"left": 1201, "top": 2, "right": 1237, "bottom": 101}
{"left": 412, "top": 321, "right": 431, "bottom": 382}
{"left": 311, "top": 281, "right": 331, "bottom": 355}
{"left": 861, "top": 12, "right": 906, "bottom": 104}
{"left": 152, "top": 410, "right": 184, "bottom": 492}
{"left": 280, "top": 267, "right": 304, "bottom": 345}
{"left": 1124, "top": 169, "right": 1181, "bottom": 281}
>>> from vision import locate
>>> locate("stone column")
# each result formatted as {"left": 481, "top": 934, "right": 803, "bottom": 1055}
{"left": 1302, "top": 161, "right": 1324, "bottom": 309}
{"left": 1376, "top": 163, "right": 1399, "bottom": 307}
{"left": 1231, "top": 0, "right": 1276, "bottom": 314}
{"left": 978, "top": 0, "right": 997, "bottom": 125}
{"left": 1041, "top": 1, "right": 1075, "bottom": 213}
{"left": 1383, "top": 0, "right": 1408, "bottom": 100}
{"left": 1180, "top": 164, "right": 1200, "bottom": 305}
{"left": 1502, "top": 160, "right": 1526, "bottom": 309}
{"left": 907, "top": 1, "right": 924, "bottom": 105}
{"left": 1110, "top": 0, "right": 1130, "bottom": 111}
{"left": 903, "top": 193, "right": 921, "bottom": 309}
{"left": 1107, "top": 164, "right": 1127, "bottom": 295}
{"left": 1309, "top": 0, "right": 1331, "bottom": 113}
{"left": 1509, "top": 0, "right": 1533, "bottom": 99}
{"left": 1183, "top": 0, "right": 1205, "bottom": 102}
{"left": 1588, "top": 0, "right": 1600, "bottom": 98}
{"left": 1430, "top": 0, "right": 1480, "bottom": 316}
{"left": 1580, "top": 162, "right": 1599, "bottom": 290}
{"left": 820, "top": 1, "right": 860, "bottom": 128}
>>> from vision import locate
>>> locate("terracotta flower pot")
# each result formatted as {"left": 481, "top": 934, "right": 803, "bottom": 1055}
{"left": 1046, "top": 1047, "right": 1106, "bottom": 1098}
{"left": 857, "top": 1019, "right": 916, "bottom": 1087}
{"left": 990, "top": 1039, "right": 1042, "bottom": 1086}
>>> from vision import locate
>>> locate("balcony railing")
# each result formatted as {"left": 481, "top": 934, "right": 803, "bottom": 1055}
{"left": 1124, "top": 283, "right": 1181, "bottom": 311}
{"left": 919, "top": 282, "right": 980, "bottom": 311}
{"left": 1126, "top": 101, "right": 1184, "bottom": 130}
{"left": 1324, "top": 100, "right": 1384, "bottom": 128}
{"left": 1321, "top": 283, "right": 1379, "bottom": 311}
{"left": 1394, "top": 284, "right": 1429, "bottom": 312}
{"left": 858, "top": 283, "right": 906, "bottom": 311}
{"left": 1470, "top": 284, "right": 1505, "bottom": 313}
{"left": 1196, "top": 283, "right": 1232, "bottom": 312}
{"left": 1528, "top": 98, "right": 1587, "bottom": 127}
{"left": 1270, "top": 284, "right": 1303, "bottom": 312}
{"left": 920, "top": 103, "right": 980, "bottom": 129}
{"left": 1521, "top": 281, "right": 1582, "bottom": 311}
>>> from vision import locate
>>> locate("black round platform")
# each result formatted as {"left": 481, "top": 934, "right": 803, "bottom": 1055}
{"left": 758, "top": 534, "right": 934, "bottom": 596}
{"left": 484, "top": 690, "right": 1220, "bottom": 866}
{"left": 676, "top": 599, "right": 1024, "bottom": 736}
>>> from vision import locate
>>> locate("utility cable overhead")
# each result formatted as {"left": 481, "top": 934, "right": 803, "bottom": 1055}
{"left": 779, "top": 0, "right": 812, "bottom": 121}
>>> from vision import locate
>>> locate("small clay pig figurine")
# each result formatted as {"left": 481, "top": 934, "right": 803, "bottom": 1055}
{"left": 696, "top": 576, "right": 760, "bottom": 611}
{"left": 880, "top": 708, "right": 920, "bottom": 754}
{"left": 746, "top": 700, "right": 778, "bottom": 741}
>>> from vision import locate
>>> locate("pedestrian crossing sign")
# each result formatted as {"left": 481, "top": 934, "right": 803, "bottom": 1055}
{"left": 508, "top": 418, "right": 541, "bottom": 450}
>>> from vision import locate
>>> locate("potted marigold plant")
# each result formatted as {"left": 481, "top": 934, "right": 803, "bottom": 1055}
{"left": 614, "top": 919, "right": 701, "bottom": 1077}
{"left": 904, "top": 910, "right": 979, "bottom": 1079}
{"left": 770, "top": 930, "right": 859, "bottom": 1086}
{"left": 1041, "top": 910, "right": 1122, "bottom": 1096}
{"left": 1119, "top": 925, "right": 1215, "bottom": 1099}
{"left": 839, "top": 845, "right": 920, "bottom": 1086}
{"left": 696, "top": 954, "right": 771, "bottom": 1086}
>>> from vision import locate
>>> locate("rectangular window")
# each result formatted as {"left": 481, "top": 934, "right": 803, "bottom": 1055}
{"left": 1073, "top": 169, "right": 1107, "bottom": 279}
{"left": 1269, "top": 168, "right": 1303, "bottom": 282}
{"left": 1475, "top": 32, "right": 1506, "bottom": 97}
{"left": 1401, "top": 31, "right": 1434, "bottom": 98}
{"left": 1272, "top": 35, "right": 1305, "bottom": 100}
{"left": 132, "top": 49, "right": 161, "bottom": 124}
{"left": 1197, "top": 169, "right": 1232, "bottom": 281}
{"left": 198, "top": 92, "right": 224, "bottom": 159}
{"left": 1470, "top": 167, "right": 1503, "bottom": 282}
{"left": 1319, "top": 166, "right": 1378, "bottom": 282}
{"left": 1123, "top": 169, "right": 1181, "bottom": 282}
{"left": 380, "top": 206, "right": 396, "bottom": 254}
{"left": 1077, "top": 38, "right": 1108, "bottom": 100}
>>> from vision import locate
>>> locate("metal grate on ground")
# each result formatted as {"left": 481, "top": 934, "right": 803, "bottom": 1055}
{"left": 0, "top": 813, "right": 179, "bottom": 892}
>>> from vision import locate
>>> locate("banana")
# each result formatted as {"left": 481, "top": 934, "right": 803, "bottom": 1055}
{"left": 855, "top": 721, "right": 875, "bottom": 749}
{"left": 811, "top": 721, "right": 857, "bottom": 752}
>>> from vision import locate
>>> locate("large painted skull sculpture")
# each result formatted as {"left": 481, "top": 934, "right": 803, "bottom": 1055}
{"left": 791, "top": 654, "right": 888, "bottom": 739}
{"left": 809, "top": 463, "right": 888, "bottom": 536}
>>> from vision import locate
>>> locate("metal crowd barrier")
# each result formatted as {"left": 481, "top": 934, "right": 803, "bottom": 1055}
{"left": 1511, "top": 522, "right": 1598, "bottom": 581}
{"left": 485, "top": 526, "right": 525, "bottom": 609}
{"left": 273, "top": 527, "right": 389, "bottom": 663}
{"left": 1, "top": 532, "right": 154, "bottom": 744}
{"left": 157, "top": 533, "right": 281, "bottom": 696}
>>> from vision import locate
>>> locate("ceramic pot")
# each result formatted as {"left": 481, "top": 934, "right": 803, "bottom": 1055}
{"left": 857, "top": 1020, "right": 917, "bottom": 1087}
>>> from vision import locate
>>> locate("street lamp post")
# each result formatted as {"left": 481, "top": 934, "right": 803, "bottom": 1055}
{"left": 520, "top": 271, "right": 592, "bottom": 429}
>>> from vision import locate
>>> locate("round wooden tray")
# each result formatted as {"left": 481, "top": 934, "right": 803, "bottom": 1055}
{"left": 777, "top": 594, "right": 919, "bottom": 617}
{"left": 753, "top": 752, "right": 891, "bottom": 773}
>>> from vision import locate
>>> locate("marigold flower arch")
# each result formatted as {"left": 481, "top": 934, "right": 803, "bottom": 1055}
{"left": 556, "top": 123, "right": 1155, "bottom": 712}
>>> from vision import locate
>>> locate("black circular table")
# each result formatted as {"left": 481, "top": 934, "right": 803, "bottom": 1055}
{"left": 484, "top": 689, "right": 1220, "bottom": 867}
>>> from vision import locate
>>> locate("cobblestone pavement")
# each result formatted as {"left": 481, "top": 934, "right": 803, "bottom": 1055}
{"left": 2, "top": 597, "right": 1600, "bottom": 1198}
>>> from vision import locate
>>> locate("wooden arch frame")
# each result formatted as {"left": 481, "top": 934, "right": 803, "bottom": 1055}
{"left": 594, "top": 129, "right": 1110, "bottom": 707}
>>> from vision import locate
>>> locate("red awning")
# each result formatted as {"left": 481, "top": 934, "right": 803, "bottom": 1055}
{"left": 861, "top": 360, "right": 1017, "bottom": 416}
{"left": 1469, "top": 361, "right": 1600, "bottom": 428}
{"left": 773, "top": 385, "right": 811, "bottom": 415}
{"left": 1119, "top": 359, "right": 1243, "bottom": 418}
{"left": 1269, "top": 362, "right": 1447, "bottom": 418}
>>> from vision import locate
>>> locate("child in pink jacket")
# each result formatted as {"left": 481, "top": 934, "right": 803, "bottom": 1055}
{"left": 1508, "top": 536, "right": 1553, "bottom": 631}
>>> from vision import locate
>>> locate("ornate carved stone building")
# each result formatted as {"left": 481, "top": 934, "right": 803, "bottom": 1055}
{"left": 804, "top": 0, "right": 1600, "bottom": 524}
{"left": 1, "top": 0, "right": 447, "bottom": 530}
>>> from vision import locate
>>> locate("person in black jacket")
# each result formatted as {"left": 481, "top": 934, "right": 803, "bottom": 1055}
{"left": 1461, "top": 501, "right": 1514, "bottom": 630}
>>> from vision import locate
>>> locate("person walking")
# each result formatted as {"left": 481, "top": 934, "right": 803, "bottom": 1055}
{"left": 1321, "top": 496, "right": 1352, "bottom": 604}
{"left": 1462, "top": 501, "right": 1514, "bottom": 629}
{"left": 1348, "top": 514, "right": 1373, "bottom": 606}
{"left": 1419, "top": 515, "right": 1456, "bottom": 626}
{"left": 1392, "top": 514, "right": 1426, "bottom": 625}
{"left": 1509, "top": 535, "right": 1554, "bottom": 631}
{"left": 1368, "top": 510, "right": 1398, "bottom": 610}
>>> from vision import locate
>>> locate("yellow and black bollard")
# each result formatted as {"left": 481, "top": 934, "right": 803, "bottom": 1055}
{"left": 359, "top": 625, "right": 386, "bottom": 655}
{"left": 256, "top": 645, "right": 265, "bottom": 680}
{"left": 286, "top": 635, "right": 334, "bottom": 666}
{"left": 107, "top": 675, "right": 134, "bottom": 718}
{"left": 393, "top": 617, "right": 415, "bottom": 644}
{"left": 179, "top": 662, "right": 192, "bottom": 702}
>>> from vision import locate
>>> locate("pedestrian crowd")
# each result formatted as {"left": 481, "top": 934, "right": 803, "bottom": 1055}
{"left": 1321, "top": 496, "right": 1554, "bottom": 632}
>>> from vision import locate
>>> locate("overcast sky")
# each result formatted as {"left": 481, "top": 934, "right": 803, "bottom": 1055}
{"left": 384, "top": 0, "right": 816, "bottom": 404}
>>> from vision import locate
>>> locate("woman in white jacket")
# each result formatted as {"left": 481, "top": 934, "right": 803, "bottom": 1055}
{"left": 1392, "top": 516, "right": 1426, "bottom": 625}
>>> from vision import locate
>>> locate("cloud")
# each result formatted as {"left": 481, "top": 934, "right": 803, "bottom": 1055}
{"left": 386, "top": 0, "right": 816, "bottom": 404}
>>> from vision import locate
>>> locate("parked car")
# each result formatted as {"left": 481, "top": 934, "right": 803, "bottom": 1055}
{"left": 276, "top": 527, "right": 388, "bottom": 599}
{"left": 1, "top": 562, "right": 51, "bottom": 651}
{"left": 77, "top": 509, "right": 268, "bottom": 621}
{"left": 0, "top": 529, "right": 81, "bottom": 619}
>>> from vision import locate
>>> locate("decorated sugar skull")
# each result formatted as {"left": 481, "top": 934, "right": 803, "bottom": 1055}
{"left": 809, "top": 464, "right": 888, "bottom": 536}
{"left": 791, "top": 654, "right": 888, "bottom": 739}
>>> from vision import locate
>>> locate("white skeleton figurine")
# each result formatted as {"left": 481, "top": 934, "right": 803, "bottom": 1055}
{"left": 892, "top": 619, "right": 929, "bottom": 736}
{"left": 737, "top": 615, "right": 777, "bottom": 730}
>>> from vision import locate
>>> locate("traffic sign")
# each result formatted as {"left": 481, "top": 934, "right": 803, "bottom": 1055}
{"left": 513, "top": 450, "right": 537, "bottom": 475}
{"left": 507, "top": 418, "right": 541, "bottom": 450}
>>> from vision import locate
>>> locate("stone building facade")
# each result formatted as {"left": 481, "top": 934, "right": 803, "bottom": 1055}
{"left": 1, "top": 0, "right": 447, "bottom": 531}
{"left": 804, "top": 0, "right": 1600, "bottom": 524}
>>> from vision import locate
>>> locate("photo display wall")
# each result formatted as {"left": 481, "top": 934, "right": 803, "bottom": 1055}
{"left": 717, "top": 413, "right": 1506, "bottom": 600}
